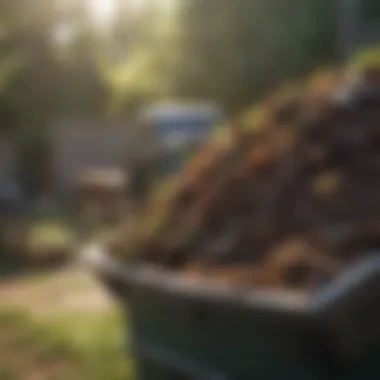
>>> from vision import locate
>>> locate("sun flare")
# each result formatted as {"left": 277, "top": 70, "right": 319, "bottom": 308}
{"left": 87, "top": 0, "right": 117, "bottom": 26}
{"left": 87, "top": 0, "right": 176, "bottom": 28}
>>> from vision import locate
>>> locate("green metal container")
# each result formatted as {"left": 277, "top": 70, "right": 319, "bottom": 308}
{"left": 98, "top": 254, "right": 380, "bottom": 380}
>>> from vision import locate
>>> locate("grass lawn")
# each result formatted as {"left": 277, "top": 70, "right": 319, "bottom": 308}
{"left": 25, "top": 219, "right": 75, "bottom": 258}
{"left": 0, "top": 308, "right": 134, "bottom": 380}
{"left": 0, "top": 267, "right": 135, "bottom": 380}
{"left": 0, "top": 211, "right": 135, "bottom": 379}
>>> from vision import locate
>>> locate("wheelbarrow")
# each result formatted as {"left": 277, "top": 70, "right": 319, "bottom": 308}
{"left": 90, "top": 243, "right": 380, "bottom": 380}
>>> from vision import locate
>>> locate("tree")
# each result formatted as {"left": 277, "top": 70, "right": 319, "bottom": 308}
{"left": 112, "top": 0, "right": 338, "bottom": 114}
{"left": 0, "top": 0, "right": 112, "bottom": 196}
{"left": 168, "top": 0, "right": 337, "bottom": 113}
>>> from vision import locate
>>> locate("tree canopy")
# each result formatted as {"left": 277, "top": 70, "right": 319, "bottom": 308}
{"left": 0, "top": 0, "right": 362, "bottom": 125}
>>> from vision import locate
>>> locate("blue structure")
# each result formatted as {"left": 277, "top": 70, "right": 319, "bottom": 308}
{"left": 141, "top": 101, "right": 224, "bottom": 175}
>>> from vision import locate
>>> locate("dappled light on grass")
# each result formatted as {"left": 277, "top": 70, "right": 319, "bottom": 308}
{"left": 0, "top": 309, "right": 133, "bottom": 380}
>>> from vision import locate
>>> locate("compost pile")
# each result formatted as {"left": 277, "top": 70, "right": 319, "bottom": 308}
{"left": 131, "top": 72, "right": 380, "bottom": 291}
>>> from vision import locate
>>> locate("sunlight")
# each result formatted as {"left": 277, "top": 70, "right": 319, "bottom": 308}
{"left": 130, "top": 0, "right": 176, "bottom": 12}
{"left": 130, "top": 0, "right": 145, "bottom": 11}
{"left": 87, "top": 0, "right": 117, "bottom": 26}
{"left": 87, "top": 0, "right": 176, "bottom": 26}
{"left": 86, "top": 0, "right": 177, "bottom": 29}
{"left": 54, "top": 23, "right": 76, "bottom": 45}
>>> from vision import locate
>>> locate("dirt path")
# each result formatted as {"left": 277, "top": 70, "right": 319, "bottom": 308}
{"left": 0, "top": 266, "right": 115, "bottom": 317}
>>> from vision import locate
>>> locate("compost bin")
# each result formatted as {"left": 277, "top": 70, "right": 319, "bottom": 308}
{"left": 95, "top": 67, "right": 380, "bottom": 379}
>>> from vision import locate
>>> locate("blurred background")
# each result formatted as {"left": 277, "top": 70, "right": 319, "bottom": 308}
{"left": 0, "top": 0, "right": 378, "bottom": 379}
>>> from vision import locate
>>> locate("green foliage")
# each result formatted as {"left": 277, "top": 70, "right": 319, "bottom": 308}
{"left": 350, "top": 46, "right": 380, "bottom": 73}
{"left": 0, "top": 0, "right": 367, "bottom": 126}
{"left": 0, "top": 53, "right": 24, "bottom": 94}
{"left": 169, "top": 0, "right": 337, "bottom": 111}
{"left": 106, "top": 0, "right": 339, "bottom": 114}
{"left": 0, "top": 0, "right": 113, "bottom": 127}
{"left": 103, "top": 48, "right": 164, "bottom": 116}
